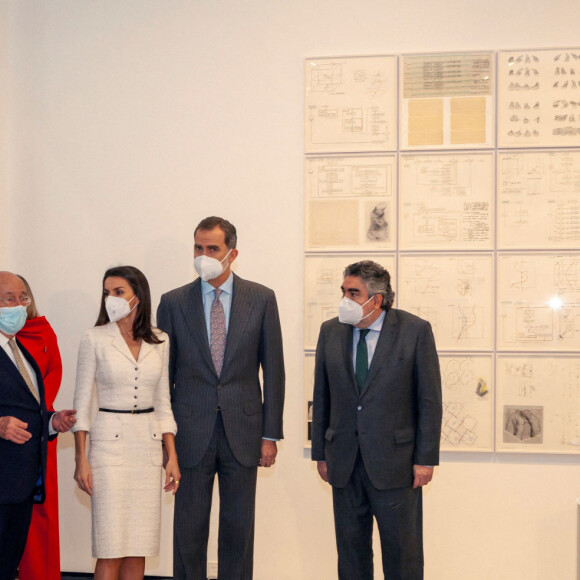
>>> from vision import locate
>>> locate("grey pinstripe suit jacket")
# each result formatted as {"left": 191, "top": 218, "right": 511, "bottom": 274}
{"left": 157, "top": 274, "right": 285, "bottom": 468}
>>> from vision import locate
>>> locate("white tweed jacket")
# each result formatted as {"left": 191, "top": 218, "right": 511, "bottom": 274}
{"left": 72, "top": 322, "right": 177, "bottom": 446}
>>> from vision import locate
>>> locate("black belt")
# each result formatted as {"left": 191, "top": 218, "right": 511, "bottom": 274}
{"left": 99, "top": 407, "right": 154, "bottom": 414}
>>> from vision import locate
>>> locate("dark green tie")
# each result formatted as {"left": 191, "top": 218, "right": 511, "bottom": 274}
{"left": 355, "top": 329, "right": 371, "bottom": 390}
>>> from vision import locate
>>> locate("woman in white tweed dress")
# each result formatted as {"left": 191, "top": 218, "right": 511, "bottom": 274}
{"left": 72, "top": 266, "right": 180, "bottom": 580}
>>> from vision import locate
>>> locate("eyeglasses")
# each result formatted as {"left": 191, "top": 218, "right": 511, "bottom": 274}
{"left": 0, "top": 296, "right": 32, "bottom": 307}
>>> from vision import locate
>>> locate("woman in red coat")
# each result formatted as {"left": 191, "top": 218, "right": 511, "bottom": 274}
{"left": 17, "top": 275, "right": 63, "bottom": 580}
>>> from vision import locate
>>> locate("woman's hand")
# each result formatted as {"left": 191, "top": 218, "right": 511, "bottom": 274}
{"left": 74, "top": 455, "right": 93, "bottom": 496}
{"left": 164, "top": 458, "right": 181, "bottom": 495}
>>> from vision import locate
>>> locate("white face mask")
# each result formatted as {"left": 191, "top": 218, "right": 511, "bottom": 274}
{"left": 105, "top": 295, "right": 137, "bottom": 323}
{"left": 194, "top": 249, "right": 232, "bottom": 282}
{"left": 338, "top": 296, "right": 375, "bottom": 325}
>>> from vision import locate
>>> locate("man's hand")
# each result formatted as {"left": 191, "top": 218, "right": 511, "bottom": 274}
{"left": 51, "top": 409, "right": 77, "bottom": 432}
{"left": 317, "top": 460, "right": 329, "bottom": 483}
{"left": 413, "top": 465, "right": 434, "bottom": 489}
{"left": 259, "top": 440, "right": 277, "bottom": 467}
{"left": 0, "top": 416, "right": 32, "bottom": 444}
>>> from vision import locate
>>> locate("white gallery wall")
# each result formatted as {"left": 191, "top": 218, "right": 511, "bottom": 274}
{"left": 2, "top": 1, "right": 580, "bottom": 578}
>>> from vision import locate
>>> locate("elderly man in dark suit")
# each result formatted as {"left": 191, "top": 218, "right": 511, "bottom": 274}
{"left": 312, "top": 260, "right": 442, "bottom": 580}
{"left": 157, "top": 217, "right": 285, "bottom": 580}
{"left": 0, "top": 271, "right": 76, "bottom": 580}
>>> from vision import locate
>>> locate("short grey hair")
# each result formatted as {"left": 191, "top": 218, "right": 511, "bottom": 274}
{"left": 343, "top": 260, "right": 395, "bottom": 310}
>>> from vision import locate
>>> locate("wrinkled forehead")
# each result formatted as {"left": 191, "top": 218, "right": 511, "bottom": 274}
{"left": 0, "top": 273, "right": 26, "bottom": 296}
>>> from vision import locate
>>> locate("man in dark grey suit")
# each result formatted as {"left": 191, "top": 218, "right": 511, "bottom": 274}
{"left": 157, "top": 217, "right": 285, "bottom": 580}
{"left": 312, "top": 260, "right": 442, "bottom": 580}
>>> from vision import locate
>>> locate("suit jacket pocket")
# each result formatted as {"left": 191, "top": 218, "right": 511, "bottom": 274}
{"left": 243, "top": 400, "right": 263, "bottom": 415}
{"left": 394, "top": 428, "right": 415, "bottom": 445}
{"left": 89, "top": 416, "right": 123, "bottom": 467}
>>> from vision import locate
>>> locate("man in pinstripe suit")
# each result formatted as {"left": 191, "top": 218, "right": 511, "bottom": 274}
{"left": 157, "top": 217, "right": 285, "bottom": 580}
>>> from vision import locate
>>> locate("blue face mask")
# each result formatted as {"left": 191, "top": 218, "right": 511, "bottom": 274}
{"left": 0, "top": 305, "right": 28, "bottom": 335}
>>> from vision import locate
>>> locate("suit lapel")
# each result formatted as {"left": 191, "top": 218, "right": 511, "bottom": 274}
{"left": 179, "top": 280, "right": 213, "bottom": 371}
{"left": 360, "top": 308, "right": 399, "bottom": 396}
{"left": 0, "top": 338, "right": 43, "bottom": 405}
{"left": 338, "top": 320, "right": 357, "bottom": 393}
{"left": 109, "top": 322, "right": 156, "bottom": 364}
{"left": 221, "top": 275, "right": 253, "bottom": 376}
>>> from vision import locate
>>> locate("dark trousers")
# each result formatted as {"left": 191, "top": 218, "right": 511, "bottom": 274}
{"left": 332, "top": 453, "right": 423, "bottom": 580}
{"left": 173, "top": 412, "right": 258, "bottom": 580}
{"left": 0, "top": 497, "right": 34, "bottom": 580}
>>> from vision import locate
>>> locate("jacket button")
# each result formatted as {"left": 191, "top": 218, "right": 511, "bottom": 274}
{"left": 357, "top": 406, "right": 362, "bottom": 411}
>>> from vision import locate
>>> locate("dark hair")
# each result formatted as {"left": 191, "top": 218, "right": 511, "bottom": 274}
{"left": 16, "top": 275, "right": 39, "bottom": 319}
{"left": 194, "top": 216, "right": 237, "bottom": 249}
{"left": 343, "top": 260, "right": 396, "bottom": 310}
{"left": 95, "top": 266, "right": 163, "bottom": 344}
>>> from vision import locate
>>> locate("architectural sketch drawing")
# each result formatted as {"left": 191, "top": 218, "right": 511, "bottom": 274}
{"left": 305, "top": 155, "right": 396, "bottom": 250}
{"left": 498, "top": 254, "right": 580, "bottom": 350}
{"left": 440, "top": 355, "right": 493, "bottom": 451}
{"left": 399, "top": 254, "right": 493, "bottom": 349}
{"left": 310, "top": 63, "right": 343, "bottom": 92}
{"left": 400, "top": 153, "right": 493, "bottom": 250}
{"left": 304, "top": 254, "right": 396, "bottom": 349}
{"left": 305, "top": 56, "right": 397, "bottom": 152}
{"left": 400, "top": 52, "right": 494, "bottom": 149}
{"left": 306, "top": 155, "right": 395, "bottom": 198}
{"left": 498, "top": 48, "right": 580, "bottom": 147}
{"left": 497, "top": 356, "right": 580, "bottom": 453}
{"left": 554, "top": 256, "right": 580, "bottom": 292}
{"left": 452, "top": 306, "right": 484, "bottom": 341}
{"left": 498, "top": 151, "right": 580, "bottom": 248}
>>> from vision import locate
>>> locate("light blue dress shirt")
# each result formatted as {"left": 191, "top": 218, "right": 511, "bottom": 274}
{"left": 351, "top": 310, "right": 386, "bottom": 371}
{"left": 201, "top": 272, "right": 234, "bottom": 337}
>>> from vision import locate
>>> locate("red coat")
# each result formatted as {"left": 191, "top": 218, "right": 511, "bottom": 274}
{"left": 17, "top": 316, "right": 62, "bottom": 580}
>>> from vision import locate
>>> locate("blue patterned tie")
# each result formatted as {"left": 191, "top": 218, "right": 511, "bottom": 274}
{"left": 210, "top": 289, "right": 226, "bottom": 376}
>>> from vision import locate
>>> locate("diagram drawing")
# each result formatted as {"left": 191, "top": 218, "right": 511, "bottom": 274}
{"left": 400, "top": 153, "right": 493, "bottom": 250}
{"left": 305, "top": 56, "right": 397, "bottom": 152}
{"left": 497, "top": 356, "right": 580, "bottom": 453}
{"left": 305, "top": 156, "right": 396, "bottom": 251}
{"left": 440, "top": 355, "right": 493, "bottom": 451}
{"left": 498, "top": 151, "right": 580, "bottom": 248}
{"left": 498, "top": 48, "right": 580, "bottom": 147}
{"left": 452, "top": 306, "right": 484, "bottom": 341}
{"left": 399, "top": 254, "right": 493, "bottom": 349}
{"left": 401, "top": 52, "right": 494, "bottom": 149}
{"left": 310, "top": 63, "right": 343, "bottom": 93}
{"left": 498, "top": 254, "right": 580, "bottom": 350}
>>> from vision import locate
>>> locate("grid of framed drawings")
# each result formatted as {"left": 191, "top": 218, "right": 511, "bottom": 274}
{"left": 304, "top": 49, "right": 580, "bottom": 454}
